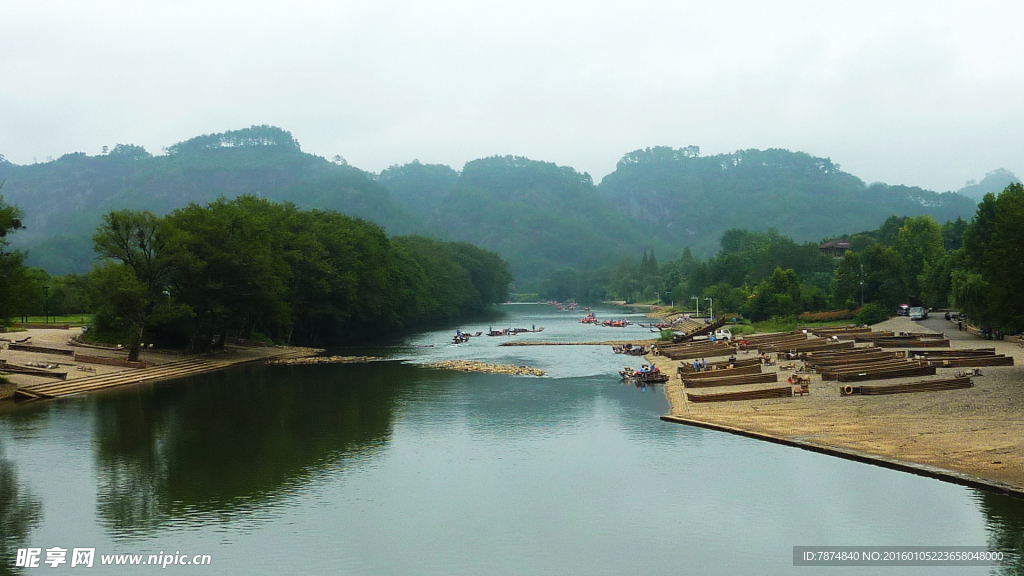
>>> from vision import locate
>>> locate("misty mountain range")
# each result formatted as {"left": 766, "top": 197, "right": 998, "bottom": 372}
{"left": 0, "top": 126, "right": 993, "bottom": 287}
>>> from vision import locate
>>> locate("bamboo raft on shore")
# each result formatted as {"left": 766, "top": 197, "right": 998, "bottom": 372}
{"left": 874, "top": 339, "right": 950, "bottom": 348}
{"left": 835, "top": 365, "right": 937, "bottom": 382}
{"left": 840, "top": 376, "right": 973, "bottom": 396}
{"left": 773, "top": 340, "right": 854, "bottom": 354}
{"left": 659, "top": 344, "right": 733, "bottom": 358}
{"left": 820, "top": 359, "right": 926, "bottom": 380}
{"left": 678, "top": 357, "right": 760, "bottom": 372}
{"left": 682, "top": 372, "right": 778, "bottom": 388}
{"left": 687, "top": 386, "right": 793, "bottom": 402}
{"left": 679, "top": 364, "right": 763, "bottom": 378}
{"left": 909, "top": 348, "right": 995, "bottom": 358}
{"left": 924, "top": 355, "right": 1014, "bottom": 368}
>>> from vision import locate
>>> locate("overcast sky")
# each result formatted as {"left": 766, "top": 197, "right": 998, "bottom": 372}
{"left": 2, "top": 0, "right": 1022, "bottom": 191}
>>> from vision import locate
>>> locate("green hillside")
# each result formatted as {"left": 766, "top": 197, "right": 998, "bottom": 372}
{"left": 0, "top": 126, "right": 417, "bottom": 274}
{"left": 0, "top": 128, "right": 980, "bottom": 286}
{"left": 597, "top": 147, "right": 978, "bottom": 256}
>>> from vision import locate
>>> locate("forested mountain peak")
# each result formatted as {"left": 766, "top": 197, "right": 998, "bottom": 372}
{"left": 958, "top": 168, "right": 1020, "bottom": 201}
{"left": 598, "top": 146, "right": 976, "bottom": 256}
{"left": 165, "top": 125, "right": 302, "bottom": 156}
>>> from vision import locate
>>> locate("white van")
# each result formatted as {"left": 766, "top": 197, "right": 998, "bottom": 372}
{"left": 909, "top": 307, "right": 928, "bottom": 320}
{"left": 714, "top": 328, "right": 733, "bottom": 341}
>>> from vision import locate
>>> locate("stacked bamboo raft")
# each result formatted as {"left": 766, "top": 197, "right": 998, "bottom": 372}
{"left": 854, "top": 332, "right": 950, "bottom": 348}
{"left": 735, "top": 331, "right": 808, "bottom": 351}
{"left": 687, "top": 386, "right": 793, "bottom": 403}
{"left": 773, "top": 339, "right": 854, "bottom": 354}
{"left": 805, "top": 354, "right": 907, "bottom": 371}
{"left": 678, "top": 357, "right": 760, "bottom": 372}
{"left": 840, "top": 376, "right": 973, "bottom": 396}
{"left": 804, "top": 325, "right": 872, "bottom": 339}
{"left": 909, "top": 348, "right": 995, "bottom": 357}
{"left": 678, "top": 363, "right": 762, "bottom": 378}
{"left": 682, "top": 372, "right": 778, "bottom": 388}
{"left": 819, "top": 359, "right": 936, "bottom": 381}
{"left": 875, "top": 339, "right": 950, "bottom": 348}
{"left": 908, "top": 348, "right": 1015, "bottom": 367}
{"left": 656, "top": 340, "right": 735, "bottom": 360}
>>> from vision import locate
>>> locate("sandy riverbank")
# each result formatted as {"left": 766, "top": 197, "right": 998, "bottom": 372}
{"left": 653, "top": 316, "right": 1024, "bottom": 493}
{"left": 1, "top": 327, "right": 321, "bottom": 402}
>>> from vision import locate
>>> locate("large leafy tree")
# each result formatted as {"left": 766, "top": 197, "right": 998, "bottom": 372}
{"left": 92, "top": 210, "right": 171, "bottom": 360}
{"left": 0, "top": 194, "right": 27, "bottom": 325}
{"left": 959, "top": 183, "right": 1024, "bottom": 331}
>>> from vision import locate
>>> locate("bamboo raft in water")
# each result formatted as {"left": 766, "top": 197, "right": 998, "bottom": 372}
{"left": 840, "top": 376, "right": 973, "bottom": 396}
{"left": 687, "top": 386, "right": 793, "bottom": 403}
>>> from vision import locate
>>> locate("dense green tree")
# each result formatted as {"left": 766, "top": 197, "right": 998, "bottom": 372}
{"left": 0, "top": 195, "right": 26, "bottom": 325}
{"left": 748, "top": 267, "right": 802, "bottom": 320}
{"left": 92, "top": 210, "right": 171, "bottom": 360}
{"left": 959, "top": 183, "right": 1024, "bottom": 331}
{"left": 86, "top": 197, "right": 512, "bottom": 350}
{"left": 892, "top": 215, "right": 945, "bottom": 296}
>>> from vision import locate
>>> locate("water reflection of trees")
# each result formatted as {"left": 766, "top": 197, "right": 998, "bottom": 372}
{"left": 979, "top": 491, "right": 1024, "bottom": 576}
{"left": 0, "top": 439, "right": 43, "bottom": 576}
{"left": 93, "top": 363, "right": 408, "bottom": 536}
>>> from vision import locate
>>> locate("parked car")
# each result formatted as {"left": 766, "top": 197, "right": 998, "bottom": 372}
{"left": 897, "top": 304, "right": 910, "bottom": 316}
{"left": 909, "top": 307, "right": 928, "bottom": 320}
{"left": 714, "top": 328, "right": 733, "bottom": 341}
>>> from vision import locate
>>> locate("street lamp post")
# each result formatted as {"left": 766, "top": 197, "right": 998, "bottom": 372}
{"left": 860, "top": 264, "right": 865, "bottom": 308}
{"left": 43, "top": 285, "right": 50, "bottom": 325}
{"left": 691, "top": 296, "right": 700, "bottom": 318}
{"left": 705, "top": 297, "right": 714, "bottom": 322}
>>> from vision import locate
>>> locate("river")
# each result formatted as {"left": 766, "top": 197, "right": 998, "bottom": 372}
{"left": 1, "top": 304, "right": 1021, "bottom": 575}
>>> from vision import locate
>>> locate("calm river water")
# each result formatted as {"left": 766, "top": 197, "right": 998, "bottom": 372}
{"left": 1, "top": 304, "right": 1022, "bottom": 575}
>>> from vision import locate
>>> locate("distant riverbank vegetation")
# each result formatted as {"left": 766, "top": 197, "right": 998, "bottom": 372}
{"left": 0, "top": 195, "right": 512, "bottom": 358}
{"left": 538, "top": 183, "right": 1024, "bottom": 334}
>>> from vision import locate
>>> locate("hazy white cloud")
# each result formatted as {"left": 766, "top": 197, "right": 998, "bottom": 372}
{"left": 2, "top": 0, "right": 1022, "bottom": 191}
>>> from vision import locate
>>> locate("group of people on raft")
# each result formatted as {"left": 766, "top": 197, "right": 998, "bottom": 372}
{"left": 620, "top": 364, "right": 668, "bottom": 383}
{"left": 612, "top": 343, "right": 649, "bottom": 355}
